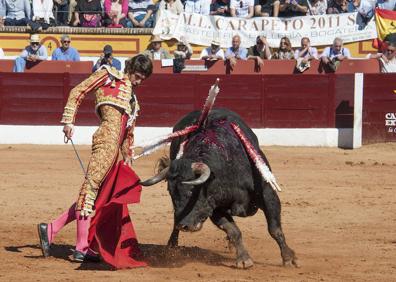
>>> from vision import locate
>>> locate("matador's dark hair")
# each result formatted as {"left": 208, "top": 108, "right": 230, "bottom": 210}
{"left": 124, "top": 54, "right": 153, "bottom": 78}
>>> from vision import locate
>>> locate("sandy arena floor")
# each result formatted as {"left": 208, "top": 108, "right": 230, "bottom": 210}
{"left": 0, "top": 144, "right": 395, "bottom": 281}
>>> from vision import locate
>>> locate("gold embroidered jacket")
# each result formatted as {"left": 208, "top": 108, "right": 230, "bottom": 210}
{"left": 61, "top": 65, "right": 135, "bottom": 124}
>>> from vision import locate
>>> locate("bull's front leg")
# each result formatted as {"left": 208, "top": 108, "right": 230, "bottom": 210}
{"left": 210, "top": 209, "right": 253, "bottom": 269}
{"left": 167, "top": 217, "right": 180, "bottom": 248}
{"left": 261, "top": 184, "right": 299, "bottom": 267}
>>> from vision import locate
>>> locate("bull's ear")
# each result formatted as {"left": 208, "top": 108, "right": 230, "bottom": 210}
{"left": 140, "top": 167, "right": 169, "bottom": 186}
{"left": 182, "top": 162, "right": 211, "bottom": 186}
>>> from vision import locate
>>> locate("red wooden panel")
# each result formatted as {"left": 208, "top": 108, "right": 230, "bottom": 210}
{"left": 362, "top": 74, "right": 396, "bottom": 144}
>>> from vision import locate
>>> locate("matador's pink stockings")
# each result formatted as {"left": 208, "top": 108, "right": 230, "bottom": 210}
{"left": 47, "top": 203, "right": 90, "bottom": 253}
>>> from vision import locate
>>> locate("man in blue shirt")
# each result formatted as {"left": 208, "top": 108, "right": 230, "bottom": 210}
{"left": 13, "top": 34, "right": 48, "bottom": 72}
{"left": 225, "top": 34, "right": 248, "bottom": 69}
{"left": 92, "top": 45, "right": 122, "bottom": 72}
{"left": 3, "top": 0, "right": 32, "bottom": 26}
{"left": 52, "top": 34, "right": 80, "bottom": 61}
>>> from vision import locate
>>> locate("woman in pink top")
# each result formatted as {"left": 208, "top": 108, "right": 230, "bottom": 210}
{"left": 103, "top": 0, "right": 129, "bottom": 27}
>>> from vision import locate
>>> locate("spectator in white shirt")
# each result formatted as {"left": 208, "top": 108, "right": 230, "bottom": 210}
{"left": 200, "top": 40, "right": 225, "bottom": 60}
{"left": 31, "top": 0, "right": 56, "bottom": 31}
{"left": 0, "top": 47, "right": 4, "bottom": 58}
{"left": 230, "top": 0, "right": 255, "bottom": 18}
{"left": 184, "top": 0, "right": 212, "bottom": 15}
{"left": 320, "top": 37, "right": 351, "bottom": 71}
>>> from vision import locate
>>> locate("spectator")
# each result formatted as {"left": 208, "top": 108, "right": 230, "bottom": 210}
{"left": 174, "top": 37, "right": 193, "bottom": 60}
{"left": 254, "top": 0, "right": 280, "bottom": 17}
{"left": 13, "top": 34, "right": 48, "bottom": 73}
{"left": 327, "top": 0, "right": 349, "bottom": 14}
{"left": 0, "top": 0, "right": 5, "bottom": 20}
{"left": 53, "top": 0, "right": 69, "bottom": 26}
{"left": 272, "top": 36, "right": 294, "bottom": 60}
{"left": 93, "top": 45, "right": 122, "bottom": 72}
{"left": 51, "top": 34, "right": 80, "bottom": 61}
{"left": 351, "top": 0, "right": 375, "bottom": 30}
{"left": 156, "top": 0, "right": 184, "bottom": 21}
{"left": 306, "top": 0, "right": 327, "bottom": 15}
{"left": 127, "top": 0, "right": 156, "bottom": 28}
{"left": 184, "top": 0, "right": 212, "bottom": 15}
{"left": 210, "top": 0, "right": 230, "bottom": 16}
{"left": 368, "top": 33, "right": 396, "bottom": 73}
{"left": 320, "top": 37, "right": 351, "bottom": 72}
{"left": 0, "top": 47, "right": 4, "bottom": 59}
{"left": 376, "top": 0, "right": 396, "bottom": 11}
{"left": 294, "top": 37, "right": 318, "bottom": 72}
{"left": 279, "top": 0, "right": 308, "bottom": 17}
{"left": 104, "top": 0, "right": 129, "bottom": 27}
{"left": 143, "top": 35, "right": 172, "bottom": 60}
{"left": 247, "top": 35, "right": 272, "bottom": 69}
{"left": 73, "top": 0, "right": 102, "bottom": 27}
{"left": 225, "top": 35, "right": 248, "bottom": 69}
{"left": 3, "top": 0, "right": 32, "bottom": 27}
{"left": 200, "top": 39, "right": 225, "bottom": 60}
{"left": 68, "top": 0, "right": 77, "bottom": 24}
{"left": 31, "top": 0, "right": 56, "bottom": 31}
{"left": 230, "top": 0, "right": 254, "bottom": 18}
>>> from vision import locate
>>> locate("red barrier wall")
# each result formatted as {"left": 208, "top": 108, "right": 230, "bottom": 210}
{"left": 0, "top": 72, "right": 348, "bottom": 129}
{"left": 0, "top": 60, "right": 93, "bottom": 74}
{"left": 363, "top": 74, "right": 396, "bottom": 144}
{"left": 152, "top": 59, "right": 381, "bottom": 75}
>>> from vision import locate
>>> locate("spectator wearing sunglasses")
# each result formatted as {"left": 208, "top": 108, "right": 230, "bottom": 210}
{"left": 52, "top": 34, "right": 80, "bottom": 61}
{"left": 368, "top": 33, "right": 396, "bottom": 73}
{"left": 272, "top": 36, "right": 294, "bottom": 60}
{"left": 13, "top": 34, "right": 48, "bottom": 72}
{"left": 230, "top": 0, "right": 254, "bottom": 18}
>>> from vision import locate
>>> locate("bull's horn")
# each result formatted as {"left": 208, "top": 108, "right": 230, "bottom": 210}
{"left": 182, "top": 162, "right": 211, "bottom": 185}
{"left": 140, "top": 167, "right": 169, "bottom": 186}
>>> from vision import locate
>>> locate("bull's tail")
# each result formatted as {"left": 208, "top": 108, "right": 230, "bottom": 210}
{"left": 230, "top": 122, "right": 282, "bottom": 192}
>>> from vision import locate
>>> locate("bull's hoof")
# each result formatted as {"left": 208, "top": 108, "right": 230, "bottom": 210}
{"left": 282, "top": 249, "right": 299, "bottom": 268}
{"left": 236, "top": 257, "right": 254, "bottom": 269}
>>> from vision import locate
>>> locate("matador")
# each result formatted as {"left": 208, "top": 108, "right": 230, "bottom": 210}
{"left": 37, "top": 54, "right": 153, "bottom": 262}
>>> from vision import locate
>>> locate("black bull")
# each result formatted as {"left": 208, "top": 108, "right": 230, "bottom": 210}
{"left": 141, "top": 108, "right": 298, "bottom": 268}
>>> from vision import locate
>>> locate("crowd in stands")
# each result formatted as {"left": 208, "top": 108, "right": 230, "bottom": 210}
{"left": 1, "top": 32, "right": 395, "bottom": 73}
{"left": 0, "top": 0, "right": 395, "bottom": 30}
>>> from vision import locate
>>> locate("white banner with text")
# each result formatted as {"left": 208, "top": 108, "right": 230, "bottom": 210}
{"left": 153, "top": 11, "right": 377, "bottom": 48}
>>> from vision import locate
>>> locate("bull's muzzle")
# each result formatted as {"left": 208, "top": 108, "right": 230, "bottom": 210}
{"left": 176, "top": 222, "right": 203, "bottom": 232}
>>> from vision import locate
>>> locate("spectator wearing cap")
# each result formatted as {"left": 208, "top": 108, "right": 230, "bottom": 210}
{"left": 127, "top": 0, "right": 156, "bottom": 28}
{"left": 200, "top": 40, "right": 225, "bottom": 60}
{"left": 93, "top": 45, "right": 122, "bottom": 72}
{"left": 143, "top": 35, "right": 172, "bottom": 60}
{"left": 230, "top": 0, "right": 254, "bottom": 18}
{"left": 13, "top": 34, "right": 48, "bottom": 72}
{"left": 52, "top": 35, "right": 80, "bottom": 61}
{"left": 225, "top": 35, "right": 248, "bottom": 68}
{"left": 3, "top": 0, "right": 32, "bottom": 27}
{"left": 247, "top": 36, "right": 272, "bottom": 68}
{"left": 174, "top": 37, "right": 193, "bottom": 60}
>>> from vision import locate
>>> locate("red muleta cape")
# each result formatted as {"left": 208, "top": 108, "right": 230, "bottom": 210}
{"left": 88, "top": 160, "right": 146, "bottom": 269}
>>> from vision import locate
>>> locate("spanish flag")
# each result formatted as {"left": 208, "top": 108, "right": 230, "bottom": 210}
{"left": 373, "top": 8, "right": 396, "bottom": 49}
